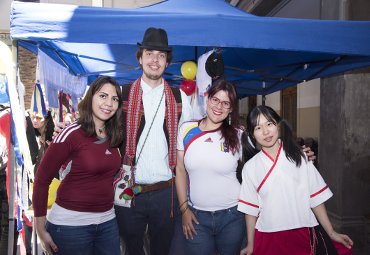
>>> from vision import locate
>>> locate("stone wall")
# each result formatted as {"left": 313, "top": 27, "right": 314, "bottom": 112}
{"left": 320, "top": 1, "right": 370, "bottom": 253}
{"left": 320, "top": 71, "right": 370, "bottom": 253}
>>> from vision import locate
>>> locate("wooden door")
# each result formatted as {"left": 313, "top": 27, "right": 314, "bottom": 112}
{"left": 281, "top": 86, "right": 297, "bottom": 136}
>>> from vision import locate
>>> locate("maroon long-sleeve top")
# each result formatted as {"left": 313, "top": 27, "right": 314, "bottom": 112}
{"left": 32, "top": 123, "right": 121, "bottom": 217}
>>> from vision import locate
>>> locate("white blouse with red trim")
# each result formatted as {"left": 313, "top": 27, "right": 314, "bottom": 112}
{"left": 237, "top": 145, "right": 333, "bottom": 232}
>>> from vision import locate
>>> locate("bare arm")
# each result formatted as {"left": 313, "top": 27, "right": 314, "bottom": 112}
{"left": 240, "top": 215, "right": 257, "bottom": 255}
{"left": 175, "top": 150, "right": 199, "bottom": 239}
{"left": 175, "top": 150, "right": 188, "bottom": 209}
{"left": 312, "top": 203, "right": 353, "bottom": 248}
{"left": 34, "top": 216, "right": 58, "bottom": 254}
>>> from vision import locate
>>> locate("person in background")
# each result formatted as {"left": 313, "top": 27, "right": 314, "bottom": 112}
{"left": 26, "top": 111, "right": 39, "bottom": 166}
{"left": 176, "top": 79, "right": 245, "bottom": 255}
{"left": 32, "top": 111, "right": 54, "bottom": 142}
{"left": 31, "top": 110, "right": 55, "bottom": 173}
{"left": 238, "top": 105, "right": 353, "bottom": 255}
{"left": 33, "top": 76, "right": 123, "bottom": 255}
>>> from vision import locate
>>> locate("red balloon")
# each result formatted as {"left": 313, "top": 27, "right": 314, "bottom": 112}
{"left": 180, "top": 80, "right": 196, "bottom": 96}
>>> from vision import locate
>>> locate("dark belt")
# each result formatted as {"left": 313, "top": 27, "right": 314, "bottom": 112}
{"left": 136, "top": 178, "right": 174, "bottom": 194}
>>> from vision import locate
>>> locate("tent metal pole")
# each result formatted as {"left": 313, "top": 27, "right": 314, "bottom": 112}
{"left": 262, "top": 81, "right": 266, "bottom": 106}
{"left": 262, "top": 95, "right": 266, "bottom": 106}
{"left": 7, "top": 144, "right": 15, "bottom": 255}
{"left": 7, "top": 38, "right": 18, "bottom": 255}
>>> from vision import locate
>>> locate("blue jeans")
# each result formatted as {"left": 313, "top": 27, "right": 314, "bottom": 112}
{"left": 45, "top": 218, "right": 120, "bottom": 255}
{"left": 169, "top": 211, "right": 186, "bottom": 255}
{"left": 115, "top": 187, "right": 177, "bottom": 255}
{"left": 185, "top": 206, "right": 246, "bottom": 255}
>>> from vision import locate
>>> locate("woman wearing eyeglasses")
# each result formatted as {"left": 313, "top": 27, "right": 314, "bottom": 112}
{"left": 175, "top": 79, "right": 245, "bottom": 255}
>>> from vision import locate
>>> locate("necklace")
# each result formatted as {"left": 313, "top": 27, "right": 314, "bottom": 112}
{"left": 98, "top": 125, "right": 105, "bottom": 134}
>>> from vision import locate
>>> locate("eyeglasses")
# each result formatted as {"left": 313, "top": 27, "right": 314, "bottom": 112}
{"left": 209, "top": 96, "right": 231, "bottom": 109}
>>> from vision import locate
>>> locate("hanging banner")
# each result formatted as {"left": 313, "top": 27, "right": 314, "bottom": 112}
{"left": 0, "top": 111, "right": 11, "bottom": 201}
{"left": 30, "top": 82, "right": 47, "bottom": 117}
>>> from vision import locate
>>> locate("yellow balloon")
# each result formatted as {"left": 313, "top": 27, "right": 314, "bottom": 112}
{"left": 48, "top": 178, "right": 60, "bottom": 208}
{"left": 181, "top": 61, "right": 197, "bottom": 80}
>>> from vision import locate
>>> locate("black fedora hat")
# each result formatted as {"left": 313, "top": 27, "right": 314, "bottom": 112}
{"left": 137, "top": 27, "right": 172, "bottom": 52}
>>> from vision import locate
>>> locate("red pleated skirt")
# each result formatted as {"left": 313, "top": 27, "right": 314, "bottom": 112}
{"left": 252, "top": 227, "right": 352, "bottom": 255}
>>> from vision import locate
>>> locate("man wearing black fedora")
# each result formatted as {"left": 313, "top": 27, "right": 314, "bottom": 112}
{"left": 114, "top": 27, "right": 192, "bottom": 255}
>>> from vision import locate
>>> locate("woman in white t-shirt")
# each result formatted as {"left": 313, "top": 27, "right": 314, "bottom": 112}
{"left": 176, "top": 79, "right": 245, "bottom": 255}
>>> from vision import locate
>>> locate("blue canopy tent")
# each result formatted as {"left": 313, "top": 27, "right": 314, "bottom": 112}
{"left": 10, "top": 0, "right": 370, "bottom": 97}
{"left": 8, "top": 1, "right": 370, "bottom": 253}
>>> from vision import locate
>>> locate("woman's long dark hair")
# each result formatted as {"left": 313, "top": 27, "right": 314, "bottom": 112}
{"left": 207, "top": 79, "right": 240, "bottom": 154}
{"left": 78, "top": 76, "right": 123, "bottom": 147}
{"left": 242, "top": 105, "right": 305, "bottom": 166}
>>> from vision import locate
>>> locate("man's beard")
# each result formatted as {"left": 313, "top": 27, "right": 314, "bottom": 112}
{"left": 147, "top": 74, "right": 162, "bottom": 80}
{"left": 143, "top": 68, "right": 163, "bottom": 81}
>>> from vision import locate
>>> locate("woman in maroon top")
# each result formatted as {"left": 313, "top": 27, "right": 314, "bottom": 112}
{"left": 32, "top": 76, "right": 123, "bottom": 255}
